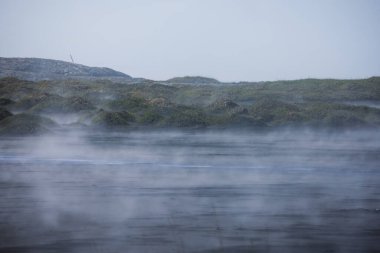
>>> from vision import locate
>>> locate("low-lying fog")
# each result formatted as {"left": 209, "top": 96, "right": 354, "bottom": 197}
{"left": 0, "top": 129, "right": 379, "bottom": 253}
{"left": 343, "top": 100, "right": 380, "bottom": 109}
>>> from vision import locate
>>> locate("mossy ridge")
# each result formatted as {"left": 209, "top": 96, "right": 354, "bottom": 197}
{"left": 28, "top": 96, "right": 95, "bottom": 114}
{"left": 90, "top": 110, "right": 136, "bottom": 128}
{"left": 208, "top": 98, "right": 239, "bottom": 113}
{"left": 0, "top": 113, "right": 56, "bottom": 136}
{"left": 0, "top": 77, "right": 379, "bottom": 131}
{"left": 105, "top": 96, "right": 148, "bottom": 112}
{"left": 164, "top": 106, "right": 210, "bottom": 128}
{"left": 300, "top": 102, "right": 380, "bottom": 127}
{"left": 9, "top": 92, "right": 61, "bottom": 112}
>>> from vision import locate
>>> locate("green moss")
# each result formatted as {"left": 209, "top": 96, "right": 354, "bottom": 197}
{"left": 0, "top": 113, "right": 56, "bottom": 135}
{"left": 90, "top": 110, "right": 135, "bottom": 128}
{"left": 209, "top": 99, "right": 239, "bottom": 113}
{"left": 248, "top": 98, "right": 301, "bottom": 125}
{"left": 138, "top": 109, "right": 164, "bottom": 125}
{"left": 10, "top": 93, "right": 57, "bottom": 111}
{"left": 1, "top": 76, "right": 380, "bottom": 130}
{"left": 167, "top": 76, "right": 219, "bottom": 84}
{"left": 105, "top": 96, "right": 148, "bottom": 112}
{"left": 302, "top": 103, "right": 380, "bottom": 127}
{"left": 165, "top": 107, "right": 209, "bottom": 127}
{"left": 29, "top": 96, "right": 95, "bottom": 114}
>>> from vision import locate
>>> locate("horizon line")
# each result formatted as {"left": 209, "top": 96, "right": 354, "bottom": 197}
{"left": 1, "top": 56, "right": 379, "bottom": 83}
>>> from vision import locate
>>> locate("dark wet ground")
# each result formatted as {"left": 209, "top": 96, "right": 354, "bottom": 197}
{"left": 0, "top": 130, "right": 379, "bottom": 253}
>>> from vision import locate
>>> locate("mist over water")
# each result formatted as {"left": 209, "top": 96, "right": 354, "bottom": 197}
{"left": 0, "top": 129, "right": 379, "bottom": 253}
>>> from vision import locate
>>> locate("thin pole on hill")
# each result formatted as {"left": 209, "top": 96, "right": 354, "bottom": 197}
{"left": 70, "top": 54, "right": 75, "bottom": 64}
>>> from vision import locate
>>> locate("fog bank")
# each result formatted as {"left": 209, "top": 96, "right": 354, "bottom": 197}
{"left": 0, "top": 129, "right": 379, "bottom": 252}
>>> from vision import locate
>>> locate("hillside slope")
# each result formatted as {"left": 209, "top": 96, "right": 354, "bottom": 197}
{"left": 166, "top": 76, "right": 220, "bottom": 84}
{"left": 0, "top": 76, "right": 379, "bottom": 135}
{"left": 0, "top": 57, "right": 132, "bottom": 81}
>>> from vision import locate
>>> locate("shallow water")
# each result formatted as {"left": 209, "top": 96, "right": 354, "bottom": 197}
{"left": 0, "top": 130, "right": 379, "bottom": 253}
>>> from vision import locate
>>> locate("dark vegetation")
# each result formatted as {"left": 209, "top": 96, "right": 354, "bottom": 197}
{"left": 0, "top": 113, "right": 55, "bottom": 135}
{"left": 88, "top": 110, "right": 135, "bottom": 128}
{"left": 0, "top": 76, "right": 379, "bottom": 135}
{"left": 0, "top": 108, "right": 12, "bottom": 121}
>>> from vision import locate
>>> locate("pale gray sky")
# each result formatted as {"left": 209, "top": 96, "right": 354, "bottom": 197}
{"left": 0, "top": 0, "right": 379, "bottom": 81}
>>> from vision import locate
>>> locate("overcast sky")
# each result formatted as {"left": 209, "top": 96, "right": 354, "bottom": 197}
{"left": 0, "top": 0, "right": 379, "bottom": 82}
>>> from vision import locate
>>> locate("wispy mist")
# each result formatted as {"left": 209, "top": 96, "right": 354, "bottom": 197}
{"left": 0, "top": 129, "right": 379, "bottom": 252}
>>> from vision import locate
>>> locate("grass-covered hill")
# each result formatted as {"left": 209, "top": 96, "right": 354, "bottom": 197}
{"left": 0, "top": 75, "right": 379, "bottom": 135}
{"left": 166, "top": 76, "right": 220, "bottom": 84}
{"left": 0, "top": 57, "right": 132, "bottom": 82}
